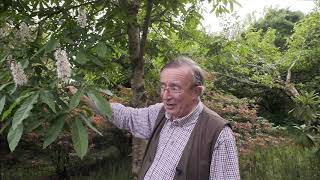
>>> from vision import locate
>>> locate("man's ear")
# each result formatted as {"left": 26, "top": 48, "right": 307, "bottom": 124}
{"left": 194, "top": 86, "right": 205, "bottom": 96}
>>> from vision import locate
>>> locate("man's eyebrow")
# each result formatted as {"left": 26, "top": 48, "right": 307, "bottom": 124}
{"left": 160, "top": 82, "right": 180, "bottom": 86}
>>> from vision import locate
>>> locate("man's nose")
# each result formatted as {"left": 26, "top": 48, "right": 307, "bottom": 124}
{"left": 161, "top": 89, "right": 172, "bottom": 100}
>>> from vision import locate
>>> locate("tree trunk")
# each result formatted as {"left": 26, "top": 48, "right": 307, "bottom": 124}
{"left": 119, "top": 0, "right": 154, "bottom": 178}
{"left": 121, "top": 0, "right": 153, "bottom": 179}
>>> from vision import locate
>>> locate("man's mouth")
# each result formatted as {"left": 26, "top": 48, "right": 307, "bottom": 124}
{"left": 165, "top": 103, "right": 175, "bottom": 109}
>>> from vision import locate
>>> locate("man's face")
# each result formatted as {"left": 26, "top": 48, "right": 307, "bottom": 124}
{"left": 160, "top": 66, "right": 200, "bottom": 119}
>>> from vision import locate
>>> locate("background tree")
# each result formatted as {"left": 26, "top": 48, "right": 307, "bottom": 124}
{"left": 198, "top": 8, "right": 316, "bottom": 125}
{"left": 253, "top": 8, "right": 304, "bottom": 51}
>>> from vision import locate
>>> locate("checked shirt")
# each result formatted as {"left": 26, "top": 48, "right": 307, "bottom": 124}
{"left": 110, "top": 102, "right": 240, "bottom": 180}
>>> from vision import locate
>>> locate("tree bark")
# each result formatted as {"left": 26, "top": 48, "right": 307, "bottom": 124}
{"left": 284, "top": 40, "right": 307, "bottom": 98}
{"left": 121, "top": 0, "right": 154, "bottom": 179}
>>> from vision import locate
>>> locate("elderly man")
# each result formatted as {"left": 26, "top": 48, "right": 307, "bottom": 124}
{"left": 111, "top": 56, "right": 240, "bottom": 180}
{"left": 72, "top": 56, "right": 240, "bottom": 180}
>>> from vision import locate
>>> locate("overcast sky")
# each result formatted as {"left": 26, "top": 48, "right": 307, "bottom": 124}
{"left": 202, "top": 0, "right": 315, "bottom": 33}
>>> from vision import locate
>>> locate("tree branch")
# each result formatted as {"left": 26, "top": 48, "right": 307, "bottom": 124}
{"left": 139, "top": 0, "right": 154, "bottom": 60}
{"left": 286, "top": 42, "right": 305, "bottom": 84}
{"left": 150, "top": 8, "right": 168, "bottom": 24}
{"left": 34, "top": 0, "right": 103, "bottom": 21}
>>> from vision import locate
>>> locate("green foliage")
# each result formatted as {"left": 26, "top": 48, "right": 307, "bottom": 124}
{"left": 253, "top": 8, "right": 304, "bottom": 51}
{"left": 87, "top": 90, "right": 112, "bottom": 119}
{"left": 40, "top": 90, "right": 56, "bottom": 113}
{"left": 291, "top": 124, "right": 318, "bottom": 148}
{"left": 80, "top": 114, "right": 102, "bottom": 136}
{"left": 0, "top": 96, "right": 5, "bottom": 115}
{"left": 7, "top": 123, "right": 23, "bottom": 151}
{"left": 12, "top": 92, "right": 39, "bottom": 130}
{"left": 1, "top": 92, "right": 31, "bottom": 121}
{"left": 43, "top": 116, "right": 65, "bottom": 148}
{"left": 286, "top": 12, "right": 320, "bottom": 93}
{"left": 209, "top": 0, "right": 241, "bottom": 16}
{"left": 290, "top": 91, "right": 320, "bottom": 123}
{"left": 69, "top": 89, "right": 84, "bottom": 109}
{"left": 0, "top": 0, "right": 123, "bottom": 158}
{"left": 206, "top": 28, "right": 282, "bottom": 98}
{"left": 45, "top": 38, "right": 60, "bottom": 53}
{"left": 70, "top": 117, "right": 89, "bottom": 159}
{"left": 197, "top": 8, "right": 320, "bottom": 126}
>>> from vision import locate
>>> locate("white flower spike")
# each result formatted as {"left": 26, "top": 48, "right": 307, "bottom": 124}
{"left": 54, "top": 48, "right": 71, "bottom": 82}
{"left": 19, "top": 22, "right": 31, "bottom": 42}
{"left": 8, "top": 56, "right": 28, "bottom": 86}
{"left": 77, "top": 8, "right": 87, "bottom": 28}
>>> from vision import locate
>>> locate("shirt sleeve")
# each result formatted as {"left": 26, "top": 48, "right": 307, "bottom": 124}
{"left": 210, "top": 126, "right": 240, "bottom": 180}
{"left": 110, "top": 103, "right": 163, "bottom": 139}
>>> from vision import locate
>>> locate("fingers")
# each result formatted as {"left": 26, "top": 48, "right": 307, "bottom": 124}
{"left": 66, "top": 86, "right": 78, "bottom": 95}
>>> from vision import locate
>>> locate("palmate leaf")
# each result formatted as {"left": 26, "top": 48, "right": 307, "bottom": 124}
{"left": 1, "top": 92, "right": 32, "bottom": 121}
{"left": 96, "top": 42, "right": 107, "bottom": 58}
{"left": 0, "top": 82, "right": 13, "bottom": 91}
{"left": 75, "top": 51, "right": 89, "bottom": 65}
{"left": 0, "top": 120, "right": 10, "bottom": 134}
{"left": 0, "top": 96, "right": 5, "bottom": 115}
{"left": 71, "top": 117, "right": 88, "bottom": 159}
{"left": 45, "top": 38, "right": 60, "bottom": 53}
{"left": 80, "top": 114, "right": 102, "bottom": 136}
{"left": 89, "top": 55, "right": 104, "bottom": 67}
{"left": 87, "top": 90, "right": 112, "bottom": 119}
{"left": 12, "top": 93, "right": 39, "bottom": 130}
{"left": 69, "top": 89, "right": 84, "bottom": 109}
{"left": 43, "top": 116, "right": 65, "bottom": 148}
{"left": 7, "top": 123, "right": 24, "bottom": 152}
{"left": 25, "top": 118, "right": 43, "bottom": 132}
{"left": 40, "top": 90, "right": 56, "bottom": 113}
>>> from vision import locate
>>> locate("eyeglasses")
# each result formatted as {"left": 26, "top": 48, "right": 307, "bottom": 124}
{"left": 159, "top": 85, "right": 183, "bottom": 94}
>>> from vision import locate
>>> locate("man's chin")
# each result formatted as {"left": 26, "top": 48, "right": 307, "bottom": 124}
{"left": 164, "top": 109, "right": 176, "bottom": 116}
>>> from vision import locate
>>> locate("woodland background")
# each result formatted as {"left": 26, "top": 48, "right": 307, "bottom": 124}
{"left": 0, "top": 0, "right": 319, "bottom": 179}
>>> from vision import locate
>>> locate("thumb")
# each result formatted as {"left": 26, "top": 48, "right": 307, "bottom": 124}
{"left": 66, "top": 86, "right": 78, "bottom": 95}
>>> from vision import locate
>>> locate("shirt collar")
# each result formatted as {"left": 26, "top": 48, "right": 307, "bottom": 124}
{"left": 165, "top": 102, "right": 203, "bottom": 127}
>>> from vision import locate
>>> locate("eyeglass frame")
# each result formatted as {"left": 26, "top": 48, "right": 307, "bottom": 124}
{"left": 159, "top": 83, "right": 199, "bottom": 95}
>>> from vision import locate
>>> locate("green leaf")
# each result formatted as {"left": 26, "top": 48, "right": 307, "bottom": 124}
{"left": 96, "top": 42, "right": 107, "bottom": 58}
{"left": 21, "top": 59, "right": 29, "bottom": 69}
{"left": 71, "top": 118, "right": 88, "bottom": 159}
{"left": 12, "top": 93, "right": 39, "bottom": 130}
{"left": 43, "top": 117, "right": 65, "bottom": 148}
{"left": 0, "top": 55, "right": 7, "bottom": 63}
{"left": 0, "top": 120, "right": 10, "bottom": 134}
{"left": 62, "top": 37, "right": 74, "bottom": 45}
{"left": 25, "top": 118, "right": 43, "bottom": 132}
{"left": 75, "top": 51, "right": 89, "bottom": 65}
{"left": 1, "top": 92, "right": 32, "bottom": 121}
{"left": 7, "top": 123, "right": 24, "bottom": 152}
{"left": 30, "top": 46, "right": 46, "bottom": 60}
{"left": 9, "top": 85, "right": 17, "bottom": 95}
{"left": 70, "top": 89, "right": 84, "bottom": 109}
{"left": 0, "top": 82, "right": 13, "bottom": 91}
{"left": 40, "top": 90, "right": 56, "bottom": 113}
{"left": 99, "top": 89, "right": 113, "bottom": 96}
{"left": 90, "top": 55, "right": 104, "bottom": 67}
{"left": 80, "top": 114, "right": 102, "bottom": 136}
{"left": 87, "top": 90, "right": 112, "bottom": 119}
{"left": 0, "top": 96, "right": 5, "bottom": 115}
{"left": 45, "top": 38, "right": 60, "bottom": 53}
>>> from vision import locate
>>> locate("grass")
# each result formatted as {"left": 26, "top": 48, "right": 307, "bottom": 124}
{"left": 71, "top": 157, "right": 131, "bottom": 180}
{"left": 0, "top": 157, "right": 131, "bottom": 180}
{"left": 1, "top": 134, "right": 319, "bottom": 180}
{"left": 240, "top": 144, "right": 320, "bottom": 180}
